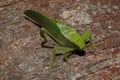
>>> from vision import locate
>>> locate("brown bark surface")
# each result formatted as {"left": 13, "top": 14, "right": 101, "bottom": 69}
{"left": 0, "top": 0, "right": 120, "bottom": 80}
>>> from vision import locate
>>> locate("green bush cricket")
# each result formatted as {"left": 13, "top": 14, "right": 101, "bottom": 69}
{"left": 24, "top": 10, "right": 94, "bottom": 66}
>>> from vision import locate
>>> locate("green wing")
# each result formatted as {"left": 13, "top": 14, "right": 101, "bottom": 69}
{"left": 24, "top": 10, "right": 77, "bottom": 47}
{"left": 56, "top": 23, "right": 85, "bottom": 50}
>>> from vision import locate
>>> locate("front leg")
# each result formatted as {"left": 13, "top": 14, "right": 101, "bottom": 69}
{"left": 48, "top": 47, "right": 75, "bottom": 66}
{"left": 81, "top": 30, "right": 94, "bottom": 46}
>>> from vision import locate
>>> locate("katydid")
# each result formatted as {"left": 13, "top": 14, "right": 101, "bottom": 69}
{"left": 24, "top": 10, "right": 94, "bottom": 65}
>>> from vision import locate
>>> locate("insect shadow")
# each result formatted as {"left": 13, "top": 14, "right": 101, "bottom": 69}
{"left": 55, "top": 41, "right": 88, "bottom": 61}
{"left": 64, "top": 50, "right": 86, "bottom": 62}
{"left": 55, "top": 49, "right": 86, "bottom": 62}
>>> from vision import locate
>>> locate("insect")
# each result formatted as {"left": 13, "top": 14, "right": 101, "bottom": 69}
{"left": 24, "top": 10, "right": 94, "bottom": 66}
